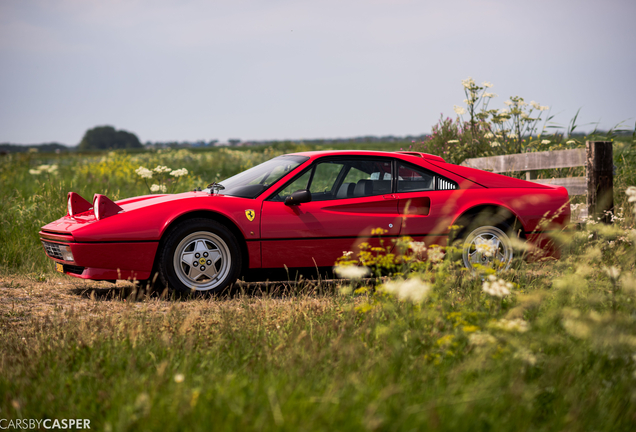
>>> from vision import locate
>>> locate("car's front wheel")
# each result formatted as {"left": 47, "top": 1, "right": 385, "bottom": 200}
{"left": 158, "top": 219, "right": 242, "bottom": 294}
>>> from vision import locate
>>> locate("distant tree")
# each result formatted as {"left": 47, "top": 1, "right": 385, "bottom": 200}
{"left": 78, "top": 126, "right": 142, "bottom": 150}
{"left": 228, "top": 139, "right": 241, "bottom": 146}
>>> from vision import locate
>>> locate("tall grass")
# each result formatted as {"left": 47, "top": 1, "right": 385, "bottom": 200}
{"left": 1, "top": 140, "right": 635, "bottom": 430}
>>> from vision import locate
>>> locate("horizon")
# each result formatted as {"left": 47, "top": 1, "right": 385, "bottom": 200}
{"left": 1, "top": 0, "right": 635, "bottom": 145}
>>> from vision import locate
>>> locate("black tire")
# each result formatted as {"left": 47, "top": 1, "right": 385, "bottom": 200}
{"left": 158, "top": 218, "right": 242, "bottom": 294}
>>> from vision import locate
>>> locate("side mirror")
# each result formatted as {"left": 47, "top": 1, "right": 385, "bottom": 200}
{"left": 285, "top": 189, "right": 311, "bottom": 206}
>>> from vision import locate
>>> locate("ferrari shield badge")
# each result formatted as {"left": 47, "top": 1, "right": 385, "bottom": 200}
{"left": 245, "top": 209, "right": 255, "bottom": 222}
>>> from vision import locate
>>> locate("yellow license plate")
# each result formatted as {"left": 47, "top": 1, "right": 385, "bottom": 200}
{"left": 55, "top": 262, "right": 63, "bottom": 273}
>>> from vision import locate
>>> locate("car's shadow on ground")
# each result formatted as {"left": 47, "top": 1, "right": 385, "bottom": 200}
{"left": 69, "top": 268, "right": 380, "bottom": 302}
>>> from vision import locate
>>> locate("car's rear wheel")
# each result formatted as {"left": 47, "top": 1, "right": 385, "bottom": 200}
{"left": 461, "top": 225, "right": 514, "bottom": 271}
{"left": 158, "top": 219, "right": 242, "bottom": 294}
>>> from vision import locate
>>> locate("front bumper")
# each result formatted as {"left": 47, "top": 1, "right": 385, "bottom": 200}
{"left": 40, "top": 231, "right": 158, "bottom": 280}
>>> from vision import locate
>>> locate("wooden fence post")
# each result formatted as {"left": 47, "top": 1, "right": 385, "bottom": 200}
{"left": 586, "top": 141, "right": 613, "bottom": 223}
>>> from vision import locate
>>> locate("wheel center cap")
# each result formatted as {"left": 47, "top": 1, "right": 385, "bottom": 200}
{"left": 199, "top": 257, "right": 206, "bottom": 265}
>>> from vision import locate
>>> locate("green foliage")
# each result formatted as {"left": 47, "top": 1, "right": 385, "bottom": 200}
{"left": 78, "top": 125, "right": 142, "bottom": 150}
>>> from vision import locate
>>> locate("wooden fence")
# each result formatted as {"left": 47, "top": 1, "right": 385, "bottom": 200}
{"left": 460, "top": 141, "right": 614, "bottom": 223}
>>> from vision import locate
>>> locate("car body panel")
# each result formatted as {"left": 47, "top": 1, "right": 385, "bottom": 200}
{"left": 39, "top": 150, "right": 570, "bottom": 280}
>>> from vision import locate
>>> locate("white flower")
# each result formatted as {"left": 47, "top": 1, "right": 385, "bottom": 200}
{"left": 382, "top": 278, "right": 431, "bottom": 303}
{"left": 566, "top": 140, "right": 576, "bottom": 144}
{"left": 29, "top": 169, "right": 41, "bottom": 175}
{"left": 491, "top": 318, "right": 529, "bottom": 333}
{"left": 469, "top": 332, "right": 496, "bottom": 346}
{"left": 481, "top": 81, "right": 493, "bottom": 88}
{"left": 530, "top": 101, "right": 541, "bottom": 110}
{"left": 453, "top": 105, "right": 466, "bottom": 115}
{"left": 334, "top": 265, "right": 370, "bottom": 280}
{"left": 521, "top": 113, "right": 529, "bottom": 119}
{"left": 427, "top": 247, "right": 445, "bottom": 263}
{"left": 484, "top": 132, "right": 494, "bottom": 139}
{"left": 482, "top": 275, "right": 512, "bottom": 298}
{"left": 153, "top": 165, "right": 171, "bottom": 173}
{"left": 625, "top": 186, "right": 636, "bottom": 202}
{"left": 490, "top": 141, "right": 501, "bottom": 148}
{"left": 135, "top": 166, "right": 153, "bottom": 179}
{"left": 518, "top": 100, "right": 528, "bottom": 107}
{"left": 170, "top": 168, "right": 188, "bottom": 177}
{"left": 475, "top": 238, "right": 497, "bottom": 257}
{"left": 483, "top": 92, "right": 497, "bottom": 98}
{"left": 447, "top": 139, "right": 459, "bottom": 143}
{"left": 499, "top": 109, "right": 509, "bottom": 115}
{"left": 540, "top": 105, "right": 549, "bottom": 111}
{"left": 462, "top": 77, "right": 475, "bottom": 88}
{"left": 409, "top": 241, "right": 427, "bottom": 255}
{"left": 514, "top": 348, "right": 537, "bottom": 366}
{"left": 174, "top": 374, "right": 185, "bottom": 383}
{"left": 604, "top": 266, "right": 620, "bottom": 280}
{"left": 342, "top": 251, "right": 354, "bottom": 258}
{"left": 504, "top": 100, "right": 513, "bottom": 106}
{"left": 541, "top": 140, "right": 551, "bottom": 145}
{"left": 150, "top": 184, "right": 167, "bottom": 193}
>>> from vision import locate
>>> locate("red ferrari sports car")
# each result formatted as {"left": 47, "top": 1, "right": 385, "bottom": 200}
{"left": 40, "top": 150, "right": 569, "bottom": 293}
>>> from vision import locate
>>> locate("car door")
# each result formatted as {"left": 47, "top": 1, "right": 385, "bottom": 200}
{"left": 260, "top": 157, "right": 402, "bottom": 268}
{"left": 394, "top": 161, "right": 460, "bottom": 247}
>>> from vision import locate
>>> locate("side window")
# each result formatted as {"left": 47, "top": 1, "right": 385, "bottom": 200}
{"left": 275, "top": 169, "right": 312, "bottom": 199}
{"left": 339, "top": 159, "right": 392, "bottom": 198}
{"left": 309, "top": 162, "right": 345, "bottom": 196}
{"left": 397, "top": 163, "right": 435, "bottom": 192}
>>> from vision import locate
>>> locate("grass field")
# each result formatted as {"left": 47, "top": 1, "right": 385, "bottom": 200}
{"left": 1, "top": 141, "right": 636, "bottom": 431}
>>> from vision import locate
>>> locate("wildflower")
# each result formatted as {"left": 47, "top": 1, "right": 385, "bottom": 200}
{"left": 427, "top": 247, "right": 444, "bottom": 263}
{"left": 481, "top": 81, "right": 493, "bottom": 88}
{"left": 409, "top": 241, "right": 427, "bottom": 255}
{"left": 541, "top": 140, "right": 551, "bottom": 145}
{"left": 29, "top": 169, "right": 41, "bottom": 175}
{"left": 469, "top": 332, "right": 496, "bottom": 346}
{"left": 490, "top": 141, "right": 501, "bottom": 148}
{"left": 626, "top": 186, "right": 636, "bottom": 203}
{"left": 484, "top": 132, "right": 494, "bottom": 139}
{"left": 499, "top": 109, "right": 509, "bottom": 115}
{"left": 492, "top": 318, "right": 529, "bottom": 332}
{"left": 566, "top": 140, "right": 576, "bottom": 144}
{"left": 504, "top": 100, "right": 513, "bottom": 106}
{"left": 483, "top": 92, "right": 496, "bottom": 98}
{"left": 150, "top": 184, "right": 167, "bottom": 193}
{"left": 540, "top": 105, "right": 549, "bottom": 111}
{"left": 514, "top": 348, "right": 537, "bottom": 366}
{"left": 342, "top": 251, "right": 354, "bottom": 258}
{"left": 482, "top": 275, "right": 512, "bottom": 298}
{"left": 170, "top": 168, "right": 188, "bottom": 177}
{"left": 604, "top": 266, "right": 620, "bottom": 280}
{"left": 135, "top": 166, "right": 153, "bottom": 179}
{"left": 462, "top": 77, "right": 475, "bottom": 88}
{"left": 475, "top": 238, "right": 497, "bottom": 257}
{"left": 453, "top": 105, "right": 466, "bottom": 115}
{"left": 334, "top": 265, "right": 370, "bottom": 280}
{"left": 174, "top": 374, "right": 185, "bottom": 383}
{"left": 530, "top": 101, "right": 541, "bottom": 110}
{"left": 447, "top": 139, "right": 459, "bottom": 143}
{"left": 153, "top": 165, "right": 171, "bottom": 173}
{"left": 382, "top": 277, "right": 431, "bottom": 303}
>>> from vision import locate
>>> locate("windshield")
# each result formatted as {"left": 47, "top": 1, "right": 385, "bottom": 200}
{"left": 209, "top": 155, "right": 309, "bottom": 198}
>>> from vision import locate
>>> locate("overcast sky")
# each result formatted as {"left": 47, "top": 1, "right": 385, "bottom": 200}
{"left": 1, "top": 0, "right": 634, "bottom": 145}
